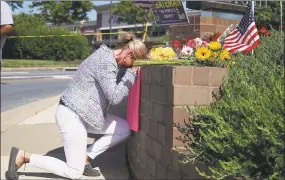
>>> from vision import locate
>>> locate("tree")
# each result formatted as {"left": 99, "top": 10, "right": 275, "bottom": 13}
{"left": 255, "top": 1, "right": 284, "bottom": 29}
{"left": 7, "top": 1, "right": 23, "bottom": 11}
{"left": 29, "top": 1, "right": 94, "bottom": 25}
{"left": 112, "top": 1, "right": 152, "bottom": 25}
{"left": 3, "top": 13, "right": 90, "bottom": 60}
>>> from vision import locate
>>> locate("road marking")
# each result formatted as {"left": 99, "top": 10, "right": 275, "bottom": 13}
{"left": 1, "top": 72, "right": 29, "bottom": 74}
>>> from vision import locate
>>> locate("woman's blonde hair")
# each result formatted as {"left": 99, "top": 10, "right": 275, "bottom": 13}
{"left": 120, "top": 32, "right": 148, "bottom": 60}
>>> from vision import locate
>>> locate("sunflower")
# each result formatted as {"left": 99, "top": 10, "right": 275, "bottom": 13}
{"left": 209, "top": 41, "right": 222, "bottom": 51}
{"left": 195, "top": 47, "right": 212, "bottom": 61}
{"left": 219, "top": 49, "right": 231, "bottom": 60}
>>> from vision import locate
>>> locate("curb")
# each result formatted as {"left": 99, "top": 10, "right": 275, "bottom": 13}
{"left": 1, "top": 95, "right": 61, "bottom": 133}
{"left": 1, "top": 67, "right": 78, "bottom": 72}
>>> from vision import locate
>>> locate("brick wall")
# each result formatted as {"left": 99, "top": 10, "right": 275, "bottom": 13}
{"left": 169, "top": 16, "right": 240, "bottom": 41}
{"left": 127, "top": 65, "right": 227, "bottom": 179}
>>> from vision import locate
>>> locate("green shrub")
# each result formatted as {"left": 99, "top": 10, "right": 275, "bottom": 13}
{"left": 176, "top": 30, "right": 284, "bottom": 179}
{"left": 3, "top": 13, "right": 90, "bottom": 60}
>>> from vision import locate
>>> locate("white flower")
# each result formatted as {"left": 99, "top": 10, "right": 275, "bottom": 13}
{"left": 195, "top": 38, "right": 203, "bottom": 46}
{"left": 181, "top": 46, "right": 193, "bottom": 56}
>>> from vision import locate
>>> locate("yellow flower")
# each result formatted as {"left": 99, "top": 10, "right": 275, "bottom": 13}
{"left": 149, "top": 47, "right": 176, "bottom": 60}
{"left": 195, "top": 47, "right": 212, "bottom": 61}
{"left": 210, "top": 52, "right": 219, "bottom": 61}
{"left": 219, "top": 49, "right": 231, "bottom": 60}
{"left": 209, "top": 41, "right": 222, "bottom": 51}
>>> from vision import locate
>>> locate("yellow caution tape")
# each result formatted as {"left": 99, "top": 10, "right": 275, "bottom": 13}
{"left": 7, "top": 31, "right": 145, "bottom": 39}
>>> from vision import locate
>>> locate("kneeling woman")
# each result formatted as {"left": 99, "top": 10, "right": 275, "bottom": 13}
{"left": 6, "top": 32, "right": 147, "bottom": 180}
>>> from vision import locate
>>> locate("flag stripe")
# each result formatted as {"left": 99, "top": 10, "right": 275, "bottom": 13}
{"left": 223, "top": 1, "right": 261, "bottom": 53}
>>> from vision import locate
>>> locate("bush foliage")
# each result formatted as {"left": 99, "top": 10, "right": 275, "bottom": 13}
{"left": 176, "top": 31, "right": 284, "bottom": 179}
{"left": 3, "top": 13, "right": 90, "bottom": 61}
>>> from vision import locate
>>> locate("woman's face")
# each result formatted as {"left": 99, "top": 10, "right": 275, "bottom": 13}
{"left": 118, "top": 48, "right": 135, "bottom": 67}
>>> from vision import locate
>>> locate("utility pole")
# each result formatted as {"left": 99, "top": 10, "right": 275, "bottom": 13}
{"left": 109, "top": 0, "right": 113, "bottom": 47}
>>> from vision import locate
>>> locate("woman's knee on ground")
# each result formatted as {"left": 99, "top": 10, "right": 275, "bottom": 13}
{"left": 67, "top": 167, "right": 84, "bottom": 180}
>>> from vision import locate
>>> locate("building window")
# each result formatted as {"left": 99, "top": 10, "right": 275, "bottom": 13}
{"left": 102, "top": 29, "right": 118, "bottom": 40}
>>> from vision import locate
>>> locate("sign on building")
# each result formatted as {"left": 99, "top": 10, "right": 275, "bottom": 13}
{"left": 151, "top": 1, "right": 189, "bottom": 25}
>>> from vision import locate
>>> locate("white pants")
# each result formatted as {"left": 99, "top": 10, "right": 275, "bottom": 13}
{"left": 29, "top": 104, "right": 130, "bottom": 180}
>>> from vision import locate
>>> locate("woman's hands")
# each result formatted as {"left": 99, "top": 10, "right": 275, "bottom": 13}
{"left": 132, "top": 66, "right": 140, "bottom": 72}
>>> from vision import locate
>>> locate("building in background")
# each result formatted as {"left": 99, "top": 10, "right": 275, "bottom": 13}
{"left": 57, "top": 1, "right": 268, "bottom": 47}
{"left": 93, "top": 3, "right": 168, "bottom": 47}
{"left": 168, "top": 1, "right": 266, "bottom": 40}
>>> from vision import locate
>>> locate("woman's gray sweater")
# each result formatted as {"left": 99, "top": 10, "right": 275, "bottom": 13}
{"left": 60, "top": 44, "right": 136, "bottom": 130}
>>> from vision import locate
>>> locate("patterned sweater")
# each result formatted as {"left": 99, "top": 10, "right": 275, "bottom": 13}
{"left": 61, "top": 44, "right": 137, "bottom": 130}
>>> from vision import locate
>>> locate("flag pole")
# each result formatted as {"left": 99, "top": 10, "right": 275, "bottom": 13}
{"left": 281, "top": 1, "right": 283, "bottom": 31}
{"left": 251, "top": 1, "right": 255, "bottom": 55}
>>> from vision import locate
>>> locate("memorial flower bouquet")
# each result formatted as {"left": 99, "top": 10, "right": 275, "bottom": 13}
{"left": 171, "top": 36, "right": 233, "bottom": 67}
{"left": 148, "top": 46, "right": 177, "bottom": 61}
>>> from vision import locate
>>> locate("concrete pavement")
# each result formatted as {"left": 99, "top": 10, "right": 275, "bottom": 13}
{"left": 1, "top": 96, "right": 130, "bottom": 179}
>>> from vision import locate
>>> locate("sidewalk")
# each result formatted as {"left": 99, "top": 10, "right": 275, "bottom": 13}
{"left": 1, "top": 96, "right": 130, "bottom": 179}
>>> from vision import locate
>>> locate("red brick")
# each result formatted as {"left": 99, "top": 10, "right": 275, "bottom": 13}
{"left": 171, "top": 149, "right": 181, "bottom": 172}
{"left": 173, "top": 86, "right": 211, "bottom": 105}
{"left": 152, "top": 140, "right": 162, "bottom": 161}
{"left": 173, "top": 128, "right": 185, "bottom": 147}
{"left": 193, "top": 67, "right": 210, "bottom": 86}
{"left": 141, "top": 66, "right": 151, "bottom": 82}
{"left": 161, "top": 66, "right": 173, "bottom": 85}
{"left": 150, "top": 66, "right": 162, "bottom": 83}
{"left": 173, "top": 107, "right": 189, "bottom": 125}
{"left": 158, "top": 124, "right": 166, "bottom": 145}
{"left": 153, "top": 103, "right": 164, "bottom": 123}
{"left": 150, "top": 84, "right": 167, "bottom": 103}
{"left": 140, "top": 114, "right": 149, "bottom": 133}
{"left": 166, "top": 170, "right": 182, "bottom": 179}
{"left": 140, "top": 99, "right": 154, "bottom": 118}
{"left": 161, "top": 145, "right": 172, "bottom": 165}
{"left": 173, "top": 66, "right": 192, "bottom": 86}
{"left": 162, "top": 106, "right": 173, "bottom": 126}
{"left": 146, "top": 155, "right": 157, "bottom": 176}
{"left": 141, "top": 83, "right": 150, "bottom": 99}
{"left": 146, "top": 135, "right": 153, "bottom": 154}
{"left": 210, "top": 67, "right": 227, "bottom": 86}
{"left": 149, "top": 120, "right": 158, "bottom": 139}
{"left": 139, "top": 131, "right": 147, "bottom": 149}
{"left": 156, "top": 163, "right": 167, "bottom": 179}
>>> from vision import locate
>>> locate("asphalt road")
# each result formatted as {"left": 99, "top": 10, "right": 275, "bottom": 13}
{"left": 1, "top": 71, "right": 74, "bottom": 80}
{"left": 1, "top": 71, "right": 74, "bottom": 112}
{"left": 0, "top": 69, "right": 128, "bottom": 113}
{"left": 1, "top": 78, "right": 71, "bottom": 112}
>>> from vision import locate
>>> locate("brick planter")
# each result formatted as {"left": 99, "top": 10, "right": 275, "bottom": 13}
{"left": 127, "top": 65, "right": 227, "bottom": 179}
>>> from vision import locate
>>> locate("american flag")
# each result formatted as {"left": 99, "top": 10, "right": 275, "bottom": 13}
{"left": 133, "top": 1, "right": 155, "bottom": 9}
{"left": 223, "top": 1, "right": 261, "bottom": 53}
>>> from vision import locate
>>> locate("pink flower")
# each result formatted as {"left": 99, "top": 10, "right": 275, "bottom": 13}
{"left": 186, "top": 39, "right": 197, "bottom": 48}
{"left": 201, "top": 41, "right": 208, "bottom": 47}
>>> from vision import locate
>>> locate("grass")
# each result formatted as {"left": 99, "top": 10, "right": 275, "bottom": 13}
{"left": 1, "top": 59, "right": 83, "bottom": 68}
